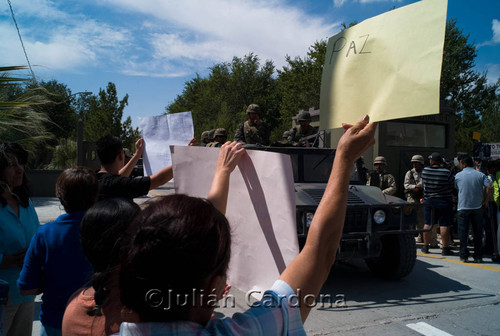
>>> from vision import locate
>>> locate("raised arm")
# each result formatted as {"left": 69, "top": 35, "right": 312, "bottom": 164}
{"left": 207, "top": 141, "right": 245, "bottom": 214}
{"left": 149, "top": 165, "right": 174, "bottom": 190}
{"left": 119, "top": 138, "right": 144, "bottom": 177}
{"left": 279, "top": 115, "right": 377, "bottom": 322}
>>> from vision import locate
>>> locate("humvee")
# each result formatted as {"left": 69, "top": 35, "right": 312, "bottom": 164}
{"left": 247, "top": 146, "right": 421, "bottom": 280}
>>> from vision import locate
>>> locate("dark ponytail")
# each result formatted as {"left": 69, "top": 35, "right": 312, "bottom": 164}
{"left": 80, "top": 198, "right": 140, "bottom": 316}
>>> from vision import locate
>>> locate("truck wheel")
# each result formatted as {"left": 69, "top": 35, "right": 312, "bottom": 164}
{"left": 365, "top": 233, "right": 416, "bottom": 280}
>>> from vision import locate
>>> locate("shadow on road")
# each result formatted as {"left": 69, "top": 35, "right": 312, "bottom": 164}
{"left": 316, "top": 257, "right": 492, "bottom": 312}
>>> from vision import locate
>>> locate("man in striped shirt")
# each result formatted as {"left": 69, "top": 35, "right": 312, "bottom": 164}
{"left": 421, "top": 152, "right": 455, "bottom": 256}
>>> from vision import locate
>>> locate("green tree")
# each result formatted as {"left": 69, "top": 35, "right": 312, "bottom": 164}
{"left": 47, "top": 138, "right": 77, "bottom": 169}
{"left": 83, "top": 82, "right": 139, "bottom": 149}
{"left": 480, "top": 80, "right": 500, "bottom": 144}
{"left": 167, "top": 54, "right": 278, "bottom": 141}
{"left": 27, "top": 80, "right": 78, "bottom": 139}
{"left": 276, "top": 41, "right": 326, "bottom": 137}
{"left": 441, "top": 20, "right": 499, "bottom": 153}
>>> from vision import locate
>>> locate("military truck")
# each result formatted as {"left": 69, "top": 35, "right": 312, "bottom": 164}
{"left": 247, "top": 145, "right": 422, "bottom": 280}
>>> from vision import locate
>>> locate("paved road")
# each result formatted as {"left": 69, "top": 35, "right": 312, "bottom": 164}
{"left": 30, "top": 184, "right": 500, "bottom": 335}
{"left": 216, "top": 252, "right": 500, "bottom": 335}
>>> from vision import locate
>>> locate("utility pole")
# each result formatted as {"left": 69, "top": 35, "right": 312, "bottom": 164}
{"left": 71, "top": 91, "right": 92, "bottom": 166}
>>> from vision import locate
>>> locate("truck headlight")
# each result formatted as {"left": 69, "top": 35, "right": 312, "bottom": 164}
{"left": 373, "top": 210, "right": 386, "bottom": 224}
{"left": 305, "top": 212, "right": 314, "bottom": 227}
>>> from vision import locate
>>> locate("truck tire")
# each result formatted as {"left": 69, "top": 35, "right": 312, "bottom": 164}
{"left": 365, "top": 233, "right": 416, "bottom": 280}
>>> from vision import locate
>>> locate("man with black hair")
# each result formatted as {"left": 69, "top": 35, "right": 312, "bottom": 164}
{"left": 455, "top": 156, "right": 492, "bottom": 263}
{"left": 421, "top": 152, "right": 455, "bottom": 256}
{"left": 96, "top": 135, "right": 173, "bottom": 201}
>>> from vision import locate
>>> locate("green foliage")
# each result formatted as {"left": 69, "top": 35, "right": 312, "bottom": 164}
{"left": 47, "top": 138, "right": 76, "bottom": 169}
{"left": 26, "top": 80, "right": 78, "bottom": 139}
{"left": 121, "top": 116, "right": 141, "bottom": 151}
{"left": 167, "top": 54, "right": 278, "bottom": 141}
{"left": 82, "top": 82, "right": 139, "bottom": 148}
{"left": 276, "top": 40, "right": 326, "bottom": 138}
{"left": 441, "top": 20, "right": 499, "bottom": 153}
{"left": 83, "top": 82, "right": 127, "bottom": 140}
{"left": 0, "top": 66, "right": 53, "bottom": 163}
{"left": 480, "top": 82, "right": 500, "bottom": 144}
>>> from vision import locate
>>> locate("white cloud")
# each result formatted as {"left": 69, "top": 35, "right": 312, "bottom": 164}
{"left": 334, "top": 0, "right": 403, "bottom": 7}
{"left": 1, "top": 0, "right": 131, "bottom": 72}
{"left": 99, "top": 0, "right": 340, "bottom": 74}
{"left": 3, "top": 0, "right": 342, "bottom": 78}
{"left": 334, "top": 0, "right": 347, "bottom": 7}
{"left": 25, "top": 21, "right": 130, "bottom": 70}
{"left": 1, "top": 0, "right": 70, "bottom": 21}
{"left": 478, "top": 19, "right": 500, "bottom": 47}
{"left": 485, "top": 63, "right": 500, "bottom": 85}
{"left": 359, "top": 0, "right": 403, "bottom": 3}
{"left": 492, "top": 19, "right": 500, "bottom": 43}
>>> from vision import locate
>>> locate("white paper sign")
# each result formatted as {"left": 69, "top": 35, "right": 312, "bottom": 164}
{"left": 171, "top": 146, "right": 299, "bottom": 298}
{"left": 138, "top": 112, "right": 194, "bottom": 176}
{"left": 486, "top": 143, "right": 500, "bottom": 160}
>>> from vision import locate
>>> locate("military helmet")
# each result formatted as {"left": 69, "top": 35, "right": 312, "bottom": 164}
{"left": 411, "top": 155, "right": 424, "bottom": 164}
{"left": 214, "top": 128, "right": 227, "bottom": 138}
{"left": 373, "top": 156, "right": 387, "bottom": 165}
{"left": 297, "top": 111, "right": 311, "bottom": 121}
{"left": 246, "top": 104, "right": 261, "bottom": 114}
{"left": 201, "top": 131, "right": 210, "bottom": 140}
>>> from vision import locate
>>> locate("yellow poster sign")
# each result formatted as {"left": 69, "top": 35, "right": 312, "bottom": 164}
{"left": 320, "top": 0, "right": 448, "bottom": 130}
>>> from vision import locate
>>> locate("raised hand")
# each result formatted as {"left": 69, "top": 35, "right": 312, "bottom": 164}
{"left": 337, "top": 115, "right": 377, "bottom": 163}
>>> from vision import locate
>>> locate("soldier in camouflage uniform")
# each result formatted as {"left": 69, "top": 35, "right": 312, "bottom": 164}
{"left": 200, "top": 131, "right": 210, "bottom": 147}
{"left": 366, "top": 156, "right": 397, "bottom": 195}
{"left": 404, "top": 155, "right": 424, "bottom": 203}
{"left": 208, "top": 129, "right": 216, "bottom": 143}
{"left": 206, "top": 128, "right": 228, "bottom": 148}
{"left": 272, "top": 130, "right": 295, "bottom": 147}
{"left": 404, "top": 154, "right": 432, "bottom": 243}
{"left": 291, "top": 111, "right": 318, "bottom": 147}
{"left": 234, "top": 104, "right": 270, "bottom": 145}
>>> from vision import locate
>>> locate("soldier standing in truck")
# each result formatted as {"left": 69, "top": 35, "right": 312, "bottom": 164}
{"left": 291, "top": 111, "right": 318, "bottom": 147}
{"left": 234, "top": 104, "right": 270, "bottom": 146}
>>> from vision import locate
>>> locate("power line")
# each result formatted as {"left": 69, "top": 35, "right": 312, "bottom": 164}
{"left": 7, "top": 0, "right": 37, "bottom": 83}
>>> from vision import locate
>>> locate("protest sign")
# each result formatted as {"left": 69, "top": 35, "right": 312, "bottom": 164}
{"left": 171, "top": 146, "right": 299, "bottom": 299}
{"left": 139, "top": 112, "right": 193, "bottom": 176}
{"left": 320, "top": 0, "right": 448, "bottom": 129}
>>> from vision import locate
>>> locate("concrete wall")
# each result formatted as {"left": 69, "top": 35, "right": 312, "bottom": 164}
{"left": 27, "top": 169, "right": 63, "bottom": 197}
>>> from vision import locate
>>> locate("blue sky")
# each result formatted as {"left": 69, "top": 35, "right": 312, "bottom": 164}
{"left": 1, "top": 0, "right": 499, "bottom": 129}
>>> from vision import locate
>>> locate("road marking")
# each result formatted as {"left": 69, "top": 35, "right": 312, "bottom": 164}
{"left": 149, "top": 190, "right": 163, "bottom": 197}
{"left": 406, "top": 322, "right": 454, "bottom": 336}
{"left": 417, "top": 252, "right": 500, "bottom": 272}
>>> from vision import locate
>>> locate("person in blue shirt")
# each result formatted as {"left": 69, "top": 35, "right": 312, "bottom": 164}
{"left": 18, "top": 167, "right": 98, "bottom": 336}
{"left": 118, "top": 116, "right": 377, "bottom": 335}
{"left": 454, "top": 156, "right": 492, "bottom": 263}
{"left": 0, "top": 142, "right": 40, "bottom": 336}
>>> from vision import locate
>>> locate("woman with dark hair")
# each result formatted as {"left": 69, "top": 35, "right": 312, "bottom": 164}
{"left": 118, "top": 117, "right": 377, "bottom": 335}
{"left": 62, "top": 198, "right": 141, "bottom": 335}
{"left": 18, "top": 167, "right": 99, "bottom": 336}
{"left": 0, "top": 142, "right": 40, "bottom": 336}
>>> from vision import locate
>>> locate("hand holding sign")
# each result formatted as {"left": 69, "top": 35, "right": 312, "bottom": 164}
{"left": 320, "top": 0, "right": 448, "bottom": 130}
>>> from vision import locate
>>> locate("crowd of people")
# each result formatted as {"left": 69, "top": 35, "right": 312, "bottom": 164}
{"left": 200, "top": 104, "right": 319, "bottom": 148}
{"left": 370, "top": 152, "right": 500, "bottom": 263}
{"left": 1, "top": 111, "right": 499, "bottom": 335}
{"left": 1, "top": 115, "right": 375, "bottom": 335}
